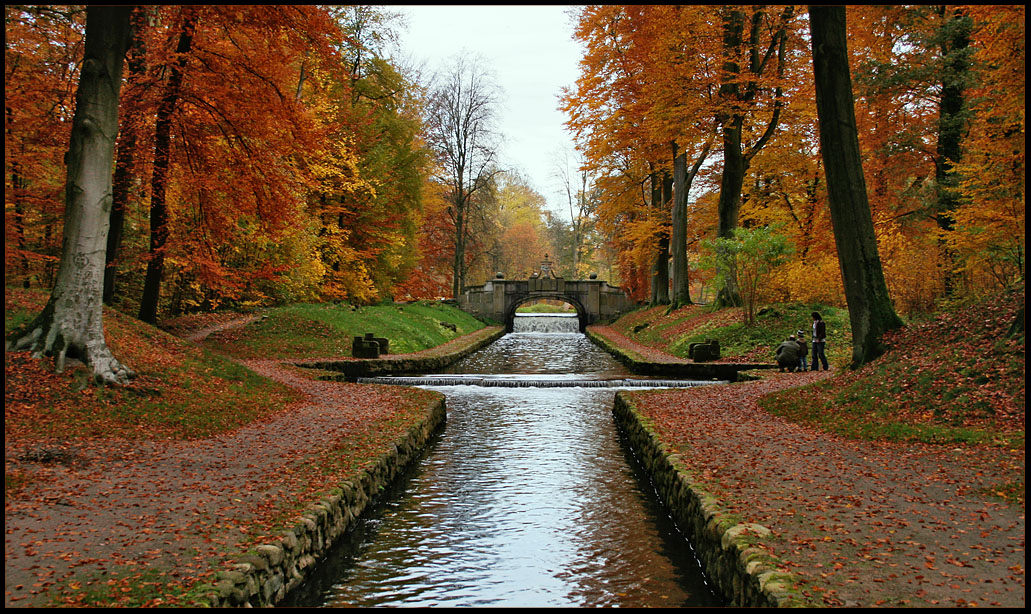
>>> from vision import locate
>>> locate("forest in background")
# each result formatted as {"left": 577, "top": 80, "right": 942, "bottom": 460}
{"left": 5, "top": 5, "right": 1025, "bottom": 321}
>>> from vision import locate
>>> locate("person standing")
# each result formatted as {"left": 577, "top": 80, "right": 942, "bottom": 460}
{"left": 811, "top": 312, "right": 829, "bottom": 371}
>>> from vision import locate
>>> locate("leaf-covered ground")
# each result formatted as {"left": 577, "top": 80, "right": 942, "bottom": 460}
{"left": 618, "top": 286, "right": 1025, "bottom": 607}
{"left": 5, "top": 286, "right": 1024, "bottom": 607}
{"left": 4, "top": 292, "right": 460, "bottom": 607}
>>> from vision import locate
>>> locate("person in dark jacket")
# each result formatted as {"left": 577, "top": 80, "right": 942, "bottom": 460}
{"left": 811, "top": 312, "right": 829, "bottom": 371}
{"left": 776, "top": 335, "right": 802, "bottom": 372}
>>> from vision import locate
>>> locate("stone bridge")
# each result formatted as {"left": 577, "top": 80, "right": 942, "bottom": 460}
{"left": 458, "top": 257, "right": 634, "bottom": 332}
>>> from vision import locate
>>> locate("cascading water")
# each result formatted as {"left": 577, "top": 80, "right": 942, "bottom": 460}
{"left": 511, "top": 313, "right": 579, "bottom": 333}
{"left": 282, "top": 331, "right": 722, "bottom": 608}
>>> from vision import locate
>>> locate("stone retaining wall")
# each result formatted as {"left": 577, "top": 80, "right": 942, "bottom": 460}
{"left": 613, "top": 393, "right": 804, "bottom": 607}
{"left": 203, "top": 397, "right": 446, "bottom": 607}
{"left": 585, "top": 328, "right": 775, "bottom": 381}
{"left": 302, "top": 327, "right": 506, "bottom": 380}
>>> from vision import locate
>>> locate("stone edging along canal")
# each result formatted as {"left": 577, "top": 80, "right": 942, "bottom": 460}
{"left": 299, "top": 326, "right": 507, "bottom": 380}
{"left": 613, "top": 393, "right": 804, "bottom": 607}
{"left": 203, "top": 327, "right": 504, "bottom": 607}
{"left": 208, "top": 324, "right": 795, "bottom": 606}
{"left": 205, "top": 396, "right": 446, "bottom": 607}
{"left": 585, "top": 327, "right": 777, "bottom": 382}
{"left": 588, "top": 327, "right": 804, "bottom": 606}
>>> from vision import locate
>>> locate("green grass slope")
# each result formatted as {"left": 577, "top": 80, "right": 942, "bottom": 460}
{"left": 182, "top": 301, "right": 488, "bottom": 359}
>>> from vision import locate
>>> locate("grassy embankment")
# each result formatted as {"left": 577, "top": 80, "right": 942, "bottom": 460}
{"left": 608, "top": 287, "right": 1025, "bottom": 503}
{"left": 5, "top": 288, "right": 486, "bottom": 487}
{"left": 609, "top": 300, "right": 854, "bottom": 365}
{"left": 163, "top": 299, "right": 489, "bottom": 359}
{"left": 5, "top": 289, "right": 491, "bottom": 606}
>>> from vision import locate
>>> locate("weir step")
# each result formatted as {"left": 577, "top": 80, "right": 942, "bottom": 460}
{"left": 357, "top": 376, "right": 725, "bottom": 388}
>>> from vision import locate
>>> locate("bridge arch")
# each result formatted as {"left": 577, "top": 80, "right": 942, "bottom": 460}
{"left": 458, "top": 277, "right": 633, "bottom": 332}
{"left": 505, "top": 293, "right": 589, "bottom": 333}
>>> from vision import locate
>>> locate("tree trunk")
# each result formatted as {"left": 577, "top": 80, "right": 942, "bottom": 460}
{"left": 670, "top": 147, "right": 690, "bottom": 308}
{"left": 713, "top": 8, "right": 747, "bottom": 308}
{"left": 810, "top": 5, "right": 904, "bottom": 368}
{"left": 7, "top": 6, "right": 135, "bottom": 385}
{"left": 713, "top": 7, "right": 792, "bottom": 309}
{"left": 139, "top": 8, "right": 196, "bottom": 323}
{"left": 649, "top": 172, "right": 670, "bottom": 305}
{"left": 451, "top": 198, "right": 466, "bottom": 299}
{"left": 9, "top": 163, "right": 31, "bottom": 287}
{"left": 104, "top": 7, "right": 148, "bottom": 305}
{"left": 934, "top": 7, "right": 971, "bottom": 297}
{"left": 670, "top": 138, "right": 714, "bottom": 309}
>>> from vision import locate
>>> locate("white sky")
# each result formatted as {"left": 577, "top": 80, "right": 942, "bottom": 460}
{"left": 390, "top": 5, "right": 584, "bottom": 218}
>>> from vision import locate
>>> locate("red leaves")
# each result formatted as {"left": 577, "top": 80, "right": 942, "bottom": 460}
{"left": 628, "top": 364, "right": 1025, "bottom": 607}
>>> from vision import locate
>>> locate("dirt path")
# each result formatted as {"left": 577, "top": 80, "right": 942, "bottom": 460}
{"left": 4, "top": 324, "right": 424, "bottom": 607}
{"left": 167, "top": 313, "right": 263, "bottom": 343}
{"left": 603, "top": 331, "right": 1024, "bottom": 607}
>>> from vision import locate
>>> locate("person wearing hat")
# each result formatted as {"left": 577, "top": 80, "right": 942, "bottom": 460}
{"left": 796, "top": 330, "right": 808, "bottom": 372}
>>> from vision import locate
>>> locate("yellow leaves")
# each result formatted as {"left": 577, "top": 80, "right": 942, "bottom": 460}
{"left": 876, "top": 222, "right": 943, "bottom": 313}
{"left": 768, "top": 254, "right": 845, "bottom": 307}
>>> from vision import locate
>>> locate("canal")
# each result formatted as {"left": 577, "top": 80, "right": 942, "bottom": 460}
{"left": 281, "top": 315, "right": 723, "bottom": 607}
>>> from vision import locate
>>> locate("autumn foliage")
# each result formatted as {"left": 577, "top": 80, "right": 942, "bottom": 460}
{"left": 562, "top": 5, "right": 1024, "bottom": 312}
{"left": 5, "top": 5, "right": 431, "bottom": 316}
{"left": 3, "top": 6, "right": 1025, "bottom": 321}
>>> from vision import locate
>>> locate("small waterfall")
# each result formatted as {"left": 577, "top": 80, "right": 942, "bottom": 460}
{"left": 512, "top": 313, "right": 580, "bottom": 333}
{"left": 358, "top": 376, "right": 722, "bottom": 388}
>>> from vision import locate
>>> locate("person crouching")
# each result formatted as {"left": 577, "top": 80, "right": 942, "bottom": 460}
{"left": 776, "top": 335, "right": 802, "bottom": 373}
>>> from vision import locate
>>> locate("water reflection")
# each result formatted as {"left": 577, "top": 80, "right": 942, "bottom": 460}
{"left": 281, "top": 333, "right": 720, "bottom": 608}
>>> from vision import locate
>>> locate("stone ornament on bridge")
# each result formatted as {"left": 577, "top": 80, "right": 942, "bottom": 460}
{"left": 530, "top": 254, "right": 559, "bottom": 279}
{"left": 528, "top": 255, "right": 564, "bottom": 293}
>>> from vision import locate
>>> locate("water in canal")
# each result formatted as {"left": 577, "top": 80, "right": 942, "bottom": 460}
{"left": 282, "top": 315, "right": 722, "bottom": 607}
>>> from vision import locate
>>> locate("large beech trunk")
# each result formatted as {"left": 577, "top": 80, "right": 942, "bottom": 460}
{"left": 810, "top": 5, "right": 904, "bottom": 368}
{"left": 8, "top": 6, "right": 134, "bottom": 385}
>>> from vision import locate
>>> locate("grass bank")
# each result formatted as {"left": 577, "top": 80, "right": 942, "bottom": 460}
{"left": 4, "top": 288, "right": 491, "bottom": 606}
{"left": 760, "top": 286, "right": 1025, "bottom": 455}
{"left": 607, "top": 286, "right": 1024, "bottom": 504}
{"left": 610, "top": 301, "right": 852, "bottom": 366}
{"left": 5, "top": 289, "right": 483, "bottom": 446}
{"left": 167, "top": 300, "right": 487, "bottom": 359}
{"left": 5, "top": 289, "right": 299, "bottom": 442}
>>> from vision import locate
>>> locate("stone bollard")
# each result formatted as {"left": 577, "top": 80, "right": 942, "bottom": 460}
{"left": 371, "top": 334, "right": 389, "bottom": 354}
{"left": 352, "top": 334, "right": 380, "bottom": 358}
{"left": 689, "top": 339, "right": 721, "bottom": 362}
{"left": 352, "top": 333, "right": 390, "bottom": 358}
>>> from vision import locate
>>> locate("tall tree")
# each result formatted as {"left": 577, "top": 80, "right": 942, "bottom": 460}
{"left": 553, "top": 146, "right": 598, "bottom": 279}
{"left": 424, "top": 53, "right": 502, "bottom": 299}
{"left": 103, "top": 6, "right": 149, "bottom": 305}
{"left": 670, "top": 138, "right": 714, "bottom": 309}
{"left": 138, "top": 6, "right": 197, "bottom": 323}
{"left": 809, "top": 5, "right": 904, "bottom": 368}
{"left": 932, "top": 6, "right": 973, "bottom": 296}
{"left": 4, "top": 6, "right": 85, "bottom": 290}
{"left": 7, "top": 6, "right": 135, "bottom": 384}
{"left": 950, "top": 5, "right": 1024, "bottom": 289}
{"left": 713, "top": 5, "right": 796, "bottom": 307}
{"left": 649, "top": 168, "right": 672, "bottom": 305}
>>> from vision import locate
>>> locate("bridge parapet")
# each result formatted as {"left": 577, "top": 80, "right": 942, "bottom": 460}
{"left": 459, "top": 277, "right": 633, "bottom": 332}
